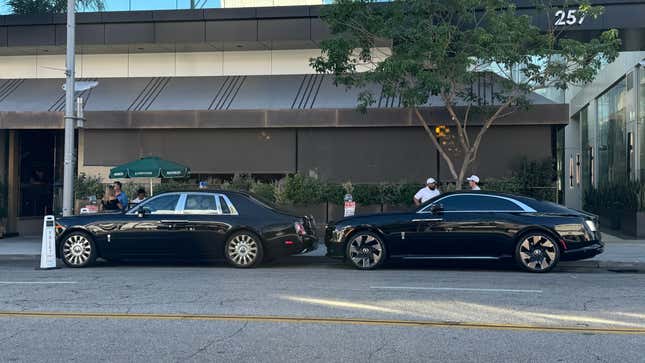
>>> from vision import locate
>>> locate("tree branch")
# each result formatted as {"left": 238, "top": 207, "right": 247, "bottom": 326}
{"left": 414, "top": 107, "right": 459, "bottom": 181}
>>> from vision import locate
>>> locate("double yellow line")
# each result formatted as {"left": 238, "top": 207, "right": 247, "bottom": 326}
{"left": 1, "top": 311, "right": 644, "bottom": 335}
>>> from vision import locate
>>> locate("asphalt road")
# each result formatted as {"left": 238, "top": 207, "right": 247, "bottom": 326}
{"left": 0, "top": 257, "right": 644, "bottom": 362}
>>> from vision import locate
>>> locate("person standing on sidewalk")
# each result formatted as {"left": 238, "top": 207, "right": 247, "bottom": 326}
{"left": 467, "top": 175, "right": 481, "bottom": 190}
{"left": 414, "top": 178, "right": 441, "bottom": 206}
{"left": 113, "top": 181, "right": 129, "bottom": 211}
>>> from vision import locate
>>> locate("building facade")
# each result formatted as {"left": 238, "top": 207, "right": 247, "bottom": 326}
{"left": 0, "top": 0, "right": 642, "bottom": 234}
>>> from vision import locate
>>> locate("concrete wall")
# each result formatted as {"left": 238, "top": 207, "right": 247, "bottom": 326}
{"left": 0, "top": 49, "right": 338, "bottom": 79}
{"left": 79, "top": 125, "right": 555, "bottom": 184}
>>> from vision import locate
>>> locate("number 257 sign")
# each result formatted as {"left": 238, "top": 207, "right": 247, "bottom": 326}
{"left": 554, "top": 9, "right": 585, "bottom": 26}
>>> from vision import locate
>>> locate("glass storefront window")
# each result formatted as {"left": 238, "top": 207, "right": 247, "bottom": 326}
{"left": 597, "top": 78, "right": 628, "bottom": 184}
{"left": 579, "top": 107, "right": 592, "bottom": 191}
{"left": 638, "top": 68, "right": 645, "bottom": 180}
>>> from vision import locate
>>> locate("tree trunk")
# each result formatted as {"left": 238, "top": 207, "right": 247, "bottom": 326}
{"left": 456, "top": 154, "right": 472, "bottom": 190}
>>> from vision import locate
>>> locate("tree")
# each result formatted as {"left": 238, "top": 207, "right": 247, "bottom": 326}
{"left": 311, "top": 0, "right": 620, "bottom": 189}
{"left": 7, "top": 0, "right": 104, "bottom": 14}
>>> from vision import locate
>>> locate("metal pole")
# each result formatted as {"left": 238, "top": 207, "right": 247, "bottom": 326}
{"left": 62, "top": 0, "right": 76, "bottom": 216}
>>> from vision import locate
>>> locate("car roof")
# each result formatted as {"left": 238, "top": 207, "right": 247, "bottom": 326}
{"left": 422, "top": 190, "right": 572, "bottom": 213}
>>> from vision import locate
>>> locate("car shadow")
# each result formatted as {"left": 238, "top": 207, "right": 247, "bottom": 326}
{"left": 59, "top": 257, "right": 631, "bottom": 274}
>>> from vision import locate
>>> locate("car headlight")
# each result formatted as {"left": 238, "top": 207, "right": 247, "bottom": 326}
{"left": 55, "top": 223, "right": 66, "bottom": 236}
{"left": 584, "top": 220, "right": 597, "bottom": 232}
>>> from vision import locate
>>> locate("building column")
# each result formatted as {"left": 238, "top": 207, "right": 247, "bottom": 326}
{"left": 7, "top": 130, "right": 19, "bottom": 234}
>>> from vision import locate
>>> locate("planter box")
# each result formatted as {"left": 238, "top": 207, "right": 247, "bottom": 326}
{"left": 383, "top": 204, "right": 413, "bottom": 213}
{"left": 327, "top": 203, "right": 381, "bottom": 221}
{"left": 596, "top": 207, "right": 621, "bottom": 230}
{"left": 620, "top": 211, "right": 645, "bottom": 238}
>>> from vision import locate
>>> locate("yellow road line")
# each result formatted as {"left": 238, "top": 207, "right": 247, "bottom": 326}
{"left": 0, "top": 311, "right": 643, "bottom": 335}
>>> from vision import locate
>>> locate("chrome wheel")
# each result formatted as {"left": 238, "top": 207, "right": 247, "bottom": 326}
{"left": 62, "top": 234, "right": 93, "bottom": 267}
{"left": 227, "top": 234, "right": 259, "bottom": 267}
{"left": 518, "top": 234, "right": 558, "bottom": 272}
{"left": 348, "top": 233, "right": 385, "bottom": 269}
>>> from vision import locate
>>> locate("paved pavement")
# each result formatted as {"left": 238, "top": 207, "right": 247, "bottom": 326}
{"left": 0, "top": 257, "right": 643, "bottom": 362}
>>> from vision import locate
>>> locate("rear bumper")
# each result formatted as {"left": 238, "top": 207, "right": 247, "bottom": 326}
{"left": 300, "top": 235, "right": 319, "bottom": 253}
{"left": 561, "top": 242, "right": 604, "bottom": 261}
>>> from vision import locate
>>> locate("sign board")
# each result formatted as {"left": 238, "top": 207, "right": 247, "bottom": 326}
{"left": 39, "top": 215, "right": 58, "bottom": 269}
{"left": 344, "top": 201, "right": 356, "bottom": 217}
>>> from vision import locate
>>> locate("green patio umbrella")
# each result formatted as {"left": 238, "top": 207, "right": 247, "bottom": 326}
{"left": 109, "top": 156, "right": 190, "bottom": 195}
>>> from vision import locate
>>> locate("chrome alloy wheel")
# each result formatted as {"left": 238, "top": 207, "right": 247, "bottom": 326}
{"left": 228, "top": 234, "right": 259, "bottom": 266}
{"left": 62, "top": 234, "right": 92, "bottom": 266}
{"left": 518, "top": 235, "right": 557, "bottom": 271}
{"left": 348, "top": 233, "right": 384, "bottom": 269}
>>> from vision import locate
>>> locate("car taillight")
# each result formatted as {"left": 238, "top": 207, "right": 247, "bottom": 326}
{"left": 294, "top": 221, "right": 306, "bottom": 236}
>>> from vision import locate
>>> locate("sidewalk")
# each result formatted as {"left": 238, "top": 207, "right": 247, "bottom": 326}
{"left": 1, "top": 233, "right": 643, "bottom": 271}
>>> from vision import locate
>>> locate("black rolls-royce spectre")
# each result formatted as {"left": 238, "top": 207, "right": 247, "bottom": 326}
{"left": 55, "top": 191, "right": 317, "bottom": 268}
{"left": 325, "top": 191, "right": 603, "bottom": 272}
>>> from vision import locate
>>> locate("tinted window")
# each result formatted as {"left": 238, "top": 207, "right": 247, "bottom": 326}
{"left": 142, "top": 194, "right": 180, "bottom": 214}
{"left": 218, "top": 196, "right": 231, "bottom": 214}
{"left": 440, "top": 195, "right": 523, "bottom": 212}
{"left": 184, "top": 194, "right": 219, "bottom": 215}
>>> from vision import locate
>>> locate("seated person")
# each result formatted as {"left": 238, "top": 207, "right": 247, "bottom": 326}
{"left": 132, "top": 188, "right": 147, "bottom": 204}
{"left": 101, "top": 188, "right": 122, "bottom": 211}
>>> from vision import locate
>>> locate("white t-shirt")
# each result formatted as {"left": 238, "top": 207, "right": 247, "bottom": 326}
{"left": 414, "top": 187, "right": 441, "bottom": 203}
{"left": 471, "top": 185, "right": 481, "bottom": 190}
{"left": 132, "top": 197, "right": 145, "bottom": 204}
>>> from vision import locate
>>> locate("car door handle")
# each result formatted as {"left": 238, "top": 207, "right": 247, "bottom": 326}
{"left": 160, "top": 220, "right": 189, "bottom": 224}
{"left": 412, "top": 218, "right": 443, "bottom": 222}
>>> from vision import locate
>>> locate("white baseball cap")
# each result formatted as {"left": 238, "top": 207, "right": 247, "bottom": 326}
{"left": 426, "top": 178, "right": 437, "bottom": 184}
{"left": 466, "top": 175, "right": 480, "bottom": 183}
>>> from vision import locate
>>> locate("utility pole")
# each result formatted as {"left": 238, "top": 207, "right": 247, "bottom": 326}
{"left": 62, "top": 0, "right": 76, "bottom": 216}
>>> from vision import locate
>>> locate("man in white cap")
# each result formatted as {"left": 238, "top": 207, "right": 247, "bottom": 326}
{"left": 414, "top": 178, "right": 441, "bottom": 206}
{"left": 467, "top": 175, "right": 481, "bottom": 190}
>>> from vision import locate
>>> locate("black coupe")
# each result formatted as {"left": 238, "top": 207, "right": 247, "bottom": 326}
{"left": 55, "top": 191, "right": 317, "bottom": 268}
{"left": 325, "top": 191, "right": 603, "bottom": 272}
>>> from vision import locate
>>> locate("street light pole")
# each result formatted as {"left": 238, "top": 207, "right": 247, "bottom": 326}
{"left": 62, "top": 0, "right": 76, "bottom": 216}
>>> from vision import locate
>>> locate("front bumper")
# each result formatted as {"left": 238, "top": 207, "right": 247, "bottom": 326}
{"left": 561, "top": 242, "right": 604, "bottom": 261}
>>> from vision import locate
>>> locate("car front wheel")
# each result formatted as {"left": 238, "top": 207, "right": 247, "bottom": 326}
{"left": 225, "top": 231, "right": 264, "bottom": 268}
{"left": 61, "top": 232, "right": 97, "bottom": 268}
{"left": 346, "top": 231, "right": 386, "bottom": 270}
{"left": 515, "top": 232, "right": 560, "bottom": 273}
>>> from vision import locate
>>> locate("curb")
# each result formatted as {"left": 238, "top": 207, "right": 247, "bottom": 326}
{"left": 1, "top": 255, "right": 644, "bottom": 272}
{"left": 560, "top": 260, "right": 645, "bottom": 272}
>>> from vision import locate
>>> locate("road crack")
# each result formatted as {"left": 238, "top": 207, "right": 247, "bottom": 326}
{"left": 181, "top": 321, "right": 248, "bottom": 361}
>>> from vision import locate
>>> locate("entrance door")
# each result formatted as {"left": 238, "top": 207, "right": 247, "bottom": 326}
{"left": 18, "top": 131, "right": 63, "bottom": 217}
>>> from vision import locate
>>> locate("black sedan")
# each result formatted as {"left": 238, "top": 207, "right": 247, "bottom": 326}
{"left": 55, "top": 191, "right": 317, "bottom": 268}
{"left": 325, "top": 191, "right": 603, "bottom": 272}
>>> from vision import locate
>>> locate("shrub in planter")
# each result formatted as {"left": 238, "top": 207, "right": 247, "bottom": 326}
{"left": 352, "top": 184, "right": 382, "bottom": 205}
{"left": 283, "top": 174, "right": 324, "bottom": 205}
{"left": 75, "top": 173, "right": 104, "bottom": 200}
{"left": 250, "top": 181, "right": 276, "bottom": 203}
{"left": 382, "top": 182, "right": 419, "bottom": 206}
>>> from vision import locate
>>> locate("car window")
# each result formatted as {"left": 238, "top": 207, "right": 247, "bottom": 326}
{"left": 218, "top": 195, "right": 240, "bottom": 215}
{"left": 184, "top": 194, "right": 219, "bottom": 215}
{"left": 440, "top": 195, "right": 523, "bottom": 212}
{"left": 141, "top": 194, "right": 180, "bottom": 214}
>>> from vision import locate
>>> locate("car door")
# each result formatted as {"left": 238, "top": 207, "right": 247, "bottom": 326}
{"left": 176, "top": 193, "right": 232, "bottom": 260}
{"left": 412, "top": 194, "right": 523, "bottom": 257}
{"left": 108, "top": 193, "right": 183, "bottom": 258}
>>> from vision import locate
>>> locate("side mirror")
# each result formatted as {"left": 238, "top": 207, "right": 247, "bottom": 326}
{"left": 137, "top": 207, "right": 150, "bottom": 218}
{"left": 430, "top": 203, "right": 444, "bottom": 214}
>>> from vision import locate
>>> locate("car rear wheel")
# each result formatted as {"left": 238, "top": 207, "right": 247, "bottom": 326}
{"left": 61, "top": 232, "right": 97, "bottom": 268}
{"left": 225, "top": 231, "right": 264, "bottom": 268}
{"left": 515, "top": 232, "right": 560, "bottom": 273}
{"left": 346, "top": 231, "right": 386, "bottom": 270}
